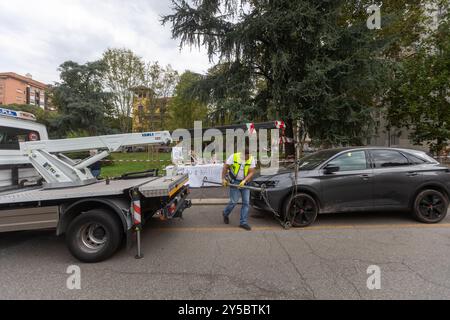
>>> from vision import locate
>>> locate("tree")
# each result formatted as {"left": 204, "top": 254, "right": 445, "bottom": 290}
{"left": 102, "top": 48, "right": 146, "bottom": 133}
{"left": 386, "top": 4, "right": 450, "bottom": 154}
{"left": 193, "top": 62, "right": 269, "bottom": 126}
{"left": 342, "top": 0, "right": 429, "bottom": 59}
{"left": 51, "top": 60, "right": 114, "bottom": 137}
{"left": 144, "top": 62, "right": 179, "bottom": 130}
{"left": 163, "top": 0, "right": 393, "bottom": 153}
{"left": 167, "top": 71, "right": 209, "bottom": 130}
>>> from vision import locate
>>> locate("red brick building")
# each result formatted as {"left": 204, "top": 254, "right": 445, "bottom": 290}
{"left": 0, "top": 72, "right": 48, "bottom": 109}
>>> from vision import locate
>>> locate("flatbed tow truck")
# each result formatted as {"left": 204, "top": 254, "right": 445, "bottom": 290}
{"left": 0, "top": 107, "right": 191, "bottom": 263}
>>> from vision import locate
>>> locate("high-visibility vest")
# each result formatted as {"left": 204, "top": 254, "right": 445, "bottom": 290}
{"left": 230, "top": 153, "right": 254, "bottom": 179}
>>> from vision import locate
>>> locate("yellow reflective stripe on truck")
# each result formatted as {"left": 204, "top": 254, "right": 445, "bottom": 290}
{"left": 169, "top": 177, "right": 189, "bottom": 198}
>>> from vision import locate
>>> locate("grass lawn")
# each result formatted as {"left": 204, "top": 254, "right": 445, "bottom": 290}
{"left": 99, "top": 151, "right": 277, "bottom": 178}
{"left": 100, "top": 152, "right": 173, "bottom": 178}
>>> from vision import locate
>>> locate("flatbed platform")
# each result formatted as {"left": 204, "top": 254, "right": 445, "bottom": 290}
{"left": 0, "top": 174, "right": 189, "bottom": 206}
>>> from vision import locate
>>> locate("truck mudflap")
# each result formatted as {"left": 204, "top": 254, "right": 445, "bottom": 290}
{"left": 156, "top": 185, "right": 192, "bottom": 220}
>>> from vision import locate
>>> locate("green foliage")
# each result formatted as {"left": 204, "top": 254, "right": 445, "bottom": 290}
{"left": 51, "top": 60, "right": 115, "bottom": 137}
{"left": 145, "top": 62, "right": 179, "bottom": 99}
{"left": 192, "top": 62, "right": 269, "bottom": 126}
{"left": 101, "top": 152, "right": 173, "bottom": 178}
{"left": 343, "top": 1, "right": 429, "bottom": 59}
{"left": 163, "top": 0, "right": 395, "bottom": 146}
{"left": 142, "top": 62, "right": 179, "bottom": 131}
{"left": 167, "top": 71, "right": 209, "bottom": 130}
{"left": 103, "top": 48, "right": 180, "bottom": 133}
{"left": 103, "top": 48, "right": 146, "bottom": 133}
{"left": 65, "top": 130, "right": 91, "bottom": 138}
{"left": 386, "top": 4, "right": 450, "bottom": 154}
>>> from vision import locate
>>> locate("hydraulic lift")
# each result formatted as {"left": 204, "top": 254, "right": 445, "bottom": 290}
{"left": 0, "top": 107, "right": 191, "bottom": 262}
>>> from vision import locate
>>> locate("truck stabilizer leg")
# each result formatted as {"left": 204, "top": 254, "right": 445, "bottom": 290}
{"left": 135, "top": 226, "right": 143, "bottom": 260}
{"left": 132, "top": 189, "right": 144, "bottom": 259}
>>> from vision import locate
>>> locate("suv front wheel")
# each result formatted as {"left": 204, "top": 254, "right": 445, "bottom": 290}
{"left": 283, "top": 193, "right": 319, "bottom": 228}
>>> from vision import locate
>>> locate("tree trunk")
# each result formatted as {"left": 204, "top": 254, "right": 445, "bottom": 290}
{"left": 436, "top": 138, "right": 445, "bottom": 157}
{"left": 284, "top": 118, "right": 295, "bottom": 159}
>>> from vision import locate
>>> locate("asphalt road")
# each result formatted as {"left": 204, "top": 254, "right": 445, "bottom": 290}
{"left": 1, "top": 205, "right": 450, "bottom": 300}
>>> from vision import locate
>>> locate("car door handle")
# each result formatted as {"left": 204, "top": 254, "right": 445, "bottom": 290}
{"left": 407, "top": 172, "right": 418, "bottom": 177}
{"left": 360, "top": 174, "right": 371, "bottom": 180}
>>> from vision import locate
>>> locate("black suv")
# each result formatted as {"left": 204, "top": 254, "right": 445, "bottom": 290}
{"left": 251, "top": 148, "right": 450, "bottom": 227}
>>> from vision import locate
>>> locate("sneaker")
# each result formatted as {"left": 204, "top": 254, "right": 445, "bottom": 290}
{"left": 223, "top": 215, "right": 230, "bottom": 225}
{"left": 240, "top": 224, "right": 252, "bottom": 231}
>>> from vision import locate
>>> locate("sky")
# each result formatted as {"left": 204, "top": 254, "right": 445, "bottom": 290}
{"left": 0, "top": 0, "right": 213, "bottom": 84}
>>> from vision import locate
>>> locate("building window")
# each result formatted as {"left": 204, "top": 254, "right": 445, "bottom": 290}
{"left": 390, "top": 133, "right": 400, "bottom": 146}
{"left": 35, "top": 91, "right": 40, "bottom": 106}
{"left": 138, "top": 105, "right": 144, "bottom": 122}
{"left": 26, "top": 87, "right": 31, "bottom": 104}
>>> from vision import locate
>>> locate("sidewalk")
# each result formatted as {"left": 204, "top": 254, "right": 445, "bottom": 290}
{"left": 189, "top": 187, "right": 231, "bottom": 205}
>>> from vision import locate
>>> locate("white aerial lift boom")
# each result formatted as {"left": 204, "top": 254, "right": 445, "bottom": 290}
{"left": 0, "top": 107, "right": 191, "bottom": 263}
{"left": 21, "top": 131, "right": 172, "bottom": 189}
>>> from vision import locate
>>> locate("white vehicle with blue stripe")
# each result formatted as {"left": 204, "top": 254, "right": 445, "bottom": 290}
{"left": 0, "top": 107, "right": 191, "bottom": 263}
{"left": 0, "top": 108, "right": 48, "bottom": 190}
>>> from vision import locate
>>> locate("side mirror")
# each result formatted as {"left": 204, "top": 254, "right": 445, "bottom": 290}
{"left": 324, "top": 165, "right": 340, "bottom": 174}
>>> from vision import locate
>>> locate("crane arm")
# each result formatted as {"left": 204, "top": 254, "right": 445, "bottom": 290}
{"left": 19, "top": 131, "right": 173, "bottom": 190}
{"left": 20, "top": 131, "right": 172, "bottom": 154}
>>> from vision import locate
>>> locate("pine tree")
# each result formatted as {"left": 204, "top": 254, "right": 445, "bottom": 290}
{"left": 163, "top": 0, "right": 396, "bottom": 152}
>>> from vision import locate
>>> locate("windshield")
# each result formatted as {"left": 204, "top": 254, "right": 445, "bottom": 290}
{"left": 293, "top": 149, "right": 342, "bottom": 171}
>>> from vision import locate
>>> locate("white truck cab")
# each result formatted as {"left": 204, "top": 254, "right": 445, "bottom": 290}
{"left": 0, "top": 108, "right": 47, "bottom": 189}
{"left": 0, "top": 107, "right": 191, "bottom": 263}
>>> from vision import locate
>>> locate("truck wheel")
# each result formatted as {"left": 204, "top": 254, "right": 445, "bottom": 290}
{"left": 413, "top": 190, "right": 448, "bottom": 224}
{"left": 66, "top": 209, "right": 123, "bottom": 263}
{"left": 284, "top": 193, "right": 318, "bottom": 228}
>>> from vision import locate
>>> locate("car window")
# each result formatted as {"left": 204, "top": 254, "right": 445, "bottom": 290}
{"left": 296, "top": 149, "right": 341, "bottom": 170}
{"left": 370, "top": 150, "right": 409, "bottom": 168}
{"left": 403, "top": 151, "right": 437, "bottom": 164}
{"left": 403, "top": 152, "right": 428, "bottom": 165}
{"left": 0, "top": 126, "right": 40, "bottom": 150}
{"left": 327, "top": 151, "right": 367, "bottom": 171}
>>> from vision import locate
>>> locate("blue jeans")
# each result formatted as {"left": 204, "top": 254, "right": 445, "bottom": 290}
{"left": 223, "top": 180, "right": 250, "bottom": 226}
{"left": 91, "top": 169, "right": 101, "bottom": 179}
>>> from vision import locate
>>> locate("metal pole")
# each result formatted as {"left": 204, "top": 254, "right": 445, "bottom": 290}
{"left": 135, "top": 226, "right": 143, "bottom": 260}
{"left": 202, "top": 178, "right": 264, "bottom": 192}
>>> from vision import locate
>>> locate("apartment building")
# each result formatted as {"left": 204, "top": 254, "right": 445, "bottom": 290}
{"left": 0, "top": 72, "right": 48, "bottom": 109}
{"left": 132, "top": 86, "right": 171, "bottom": 132}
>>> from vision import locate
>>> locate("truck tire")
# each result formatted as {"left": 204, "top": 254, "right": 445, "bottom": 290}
{"left": 66, "top": 209, "right": 124, "bottom": 263}
{"left": 413, "top": 189, "right": 448, "bottom": 224}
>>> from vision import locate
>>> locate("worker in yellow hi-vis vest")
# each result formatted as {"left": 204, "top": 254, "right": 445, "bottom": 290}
{"left": 221, "top": 140, "right": 256, "bottom": 231}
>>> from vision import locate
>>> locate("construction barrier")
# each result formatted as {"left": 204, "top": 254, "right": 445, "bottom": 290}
{"left": 101, "top": 159, "right": 172, "bottom": 163}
